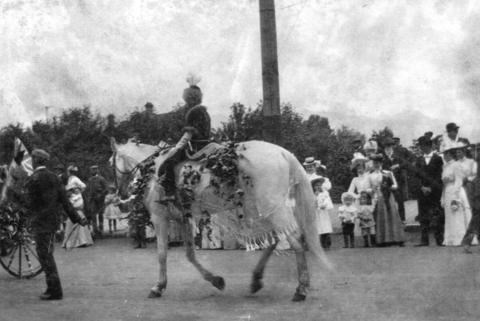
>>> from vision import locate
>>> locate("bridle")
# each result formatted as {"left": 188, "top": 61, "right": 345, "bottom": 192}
{"left": 112, "top": 151, "right": 141, "bottom": 191}
{"left": 112, "top": 145, "right": 170, "bottom": 190}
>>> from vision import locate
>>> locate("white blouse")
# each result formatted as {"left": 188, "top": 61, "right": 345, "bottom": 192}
{"left": 457, "top": 158, "right": 477, "bottom": 183}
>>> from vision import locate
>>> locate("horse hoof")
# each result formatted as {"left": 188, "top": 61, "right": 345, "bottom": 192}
{"left": 250, "top": 279, "right": 263, "bottom": 294}
{"left": 148, "top": 290, "right": 162, "bottom": 298}
{"left": 291, "top": 292, "right": 306, "bottom": 302}
{"left": 211, "top": 276, "right": 226, "bottom": 291}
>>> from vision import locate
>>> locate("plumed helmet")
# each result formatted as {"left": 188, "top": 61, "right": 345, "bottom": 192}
{"left": 183, "top": 73, "right": 203, "bottom": 107}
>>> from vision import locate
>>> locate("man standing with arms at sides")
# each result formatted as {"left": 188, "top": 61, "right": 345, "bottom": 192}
{"left": 85, "top": 165, "right": 108, "bottom": 237}
{"left": 24, "top": 149, "right": 86, "bottom": 300}
{"left": 414, "top": 136, "right": 444, "bottom": 246}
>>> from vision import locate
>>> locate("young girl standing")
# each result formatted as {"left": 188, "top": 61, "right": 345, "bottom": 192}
{"left": 104, "top": 185, "right": 122, "bottom": 234}
{"left": 311, "top": 177, "right": 333, "bottom": 249}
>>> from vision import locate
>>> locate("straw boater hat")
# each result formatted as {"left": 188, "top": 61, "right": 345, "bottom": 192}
{"left": 67, "top": 165, "right": 79, "bottom": 172}
{"left": 341, "top": 191, "right": 358, "bottom": 203}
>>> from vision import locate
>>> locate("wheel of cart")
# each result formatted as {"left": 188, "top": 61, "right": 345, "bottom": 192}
{"left": 0, "top": 205, "right": 43, "bottom": 279}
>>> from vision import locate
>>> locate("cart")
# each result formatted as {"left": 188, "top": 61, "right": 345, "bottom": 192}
{"left": 0, "top": 204, "right": 43, "bottom": 279}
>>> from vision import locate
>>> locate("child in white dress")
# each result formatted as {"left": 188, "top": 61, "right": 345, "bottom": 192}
{"left": 104, "top": 186, "right": 122, "bottom": 234}
{"left": 311, "top": 177, "right": 333, "bottom": 249}
{"left": 339, "top": 192, "right": 358, "bottom": 248}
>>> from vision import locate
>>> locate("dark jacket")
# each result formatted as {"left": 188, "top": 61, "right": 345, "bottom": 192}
{"left": 382, "top": 150, "right": 409, "bottom": 185}
{"left": 24, "top": 167, "right": 81, "bottom": 233}
{"left": 183, "top": 105, "right": 211, "bottom": 150}
{"left": 86, "top": 175, "right": 108, "bottom": 202}
{"left": 414, "top": 153, "right": 443, "bottom": 204}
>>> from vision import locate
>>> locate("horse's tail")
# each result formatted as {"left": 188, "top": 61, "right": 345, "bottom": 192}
{"left": 286, "top": 151, "right": 333, "bottom": 270}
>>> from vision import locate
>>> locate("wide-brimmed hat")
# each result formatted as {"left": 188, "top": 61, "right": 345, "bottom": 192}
{"left": 303, "top": 157, "right": 319, "bottom": 166}
{"left": 310, "top": 176, "right": 325, "bottom": 188}
{"left": 446, "top": 122, "right": 459, "bottom": 132}
{"left": 341, "top": 191, "right": 358, "bottom": 203}
{"left": 363, "top": 140, "right": 378, "bottom": 152}
{"left": 350, "top": 155, "right": 368, "bottom": 170}
{"left": 67, "top": 165, "right": 79, "bottom": 172}
{"left": 31, "top": 149, "right": 50, "bottom": 161}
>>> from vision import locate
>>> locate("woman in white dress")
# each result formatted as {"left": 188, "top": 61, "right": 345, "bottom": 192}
{"left": 442, "top": 148, "right": 472, "bottom": 246}
{"left": 456, "top": 143, "right": 477, "bottom": 207}
{"left": 348, "top": 155, "right": 373, "bottom": 197}
{"left": 63, "top": 166, "right": 93, "bottom": 248}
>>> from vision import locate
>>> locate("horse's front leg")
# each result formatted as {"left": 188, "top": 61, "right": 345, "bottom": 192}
{"left": 184, "top": 216, "right": 225, "bottom": 291}
{"left": 250, "top": 240, "right": 278, "bottom": 294}
{"left": 148, "top": 214, "right": 169, "bottom": 298}
{"left": 287, "top": 233, "right": 310, "bottom": 302}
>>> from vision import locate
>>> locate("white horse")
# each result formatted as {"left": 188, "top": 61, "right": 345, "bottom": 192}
{"left": 110, "top": 138, "right": 326, "bottom": 301}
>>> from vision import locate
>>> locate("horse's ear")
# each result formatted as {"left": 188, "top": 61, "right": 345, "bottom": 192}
{"left": 110, "top": 137, "right": 117, "bottom": 152}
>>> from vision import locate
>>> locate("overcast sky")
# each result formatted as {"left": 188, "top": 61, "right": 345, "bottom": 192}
{"left": 1, "top": 0, "right": 480, "bottom": 145}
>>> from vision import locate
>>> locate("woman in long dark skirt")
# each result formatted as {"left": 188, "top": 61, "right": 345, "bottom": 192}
{"left": 369, "top": 154, "right": 405, "bottom": 246}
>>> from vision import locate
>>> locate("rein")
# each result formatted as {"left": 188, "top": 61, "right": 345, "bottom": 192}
{"left": 112, "top": 145, "right": 171, "bottom": 190}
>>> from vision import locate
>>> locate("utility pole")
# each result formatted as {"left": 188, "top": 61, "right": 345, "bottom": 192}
{"left": 259, "top": 0, "right": 281, "bottom": 144}
{"left": 44, "top": 106, "right": 50, "bottom": 121}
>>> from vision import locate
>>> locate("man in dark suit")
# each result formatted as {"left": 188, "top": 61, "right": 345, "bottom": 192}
{"left": 383, "top": 137, "right": 409, "bottom": 222}
{"left": 24, "top": 149, "right": 85, "bottom": 300}
{"left": 85, "top": 165, "right": 108, "bottom": 237}
{"left": 414, "top": 136, "right": 444, "bottom": 246}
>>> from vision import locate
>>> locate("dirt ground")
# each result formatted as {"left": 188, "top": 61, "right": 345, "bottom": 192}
{"left": 1, "top": 232, "right": 480, "bottom": 321}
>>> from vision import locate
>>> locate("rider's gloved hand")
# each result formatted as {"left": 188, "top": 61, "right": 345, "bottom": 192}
{"left": 79, "top": 217, "right": 88, "bottom": 226}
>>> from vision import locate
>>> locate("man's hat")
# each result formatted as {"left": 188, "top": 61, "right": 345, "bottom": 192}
{"left": 393, "top": 137, "right": 400, "bottom": 142}
{"left": 144, "top": 102, "right": 154, "bottom": 108}
{"left": 352, "top": 136, "right": 362, "bottom": 143}
{"left": 31, "top": 149, "right": 50, "bottom": 161}
{"left": 446, "top": 123, "right": 459, "bottom": 132}
{"left": 417, "top": 135, "right": 432, "bottom": 147}
{"left": 90, "top": 165, "right": 99, "bottom": 170}
{"left": 424, "top": 131, "right": 433, "bottom": 138}
{"left": 383, "top": 137, "right": 395, "bottom": 146}
{"left": 369, "top": 153, "right": 384, "bottom": 162}
{"left": 54, "top": 164, "right": 64, "bottom": 170}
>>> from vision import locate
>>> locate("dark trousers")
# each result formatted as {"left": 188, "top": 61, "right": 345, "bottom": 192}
{"left": 417, "top": 199, "right": 444, "bottom": 245}
{"left": 89, "top": 199, "right": 104, "bottom": 234}
{"left": 342, "top": 222, "right": 355, "bottom": 248}
{"left": 394, "top": 189, "right": 405, "bottom": 222}
{"left": 319, "top": 234, "right": 331, "bottom": 249}
{"left": 158, "top": 149, "right": 186, "bottom": 196}
{"left": 34, "top": 232, "right": 62, "bottom": 295}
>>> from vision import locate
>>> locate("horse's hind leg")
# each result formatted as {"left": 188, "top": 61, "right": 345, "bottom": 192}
{"left": 184, "top": 217, "right": 225, "bottom": 291}
{"left": 148, "top": 214, "right": 169, "bottom": 298}
{"left": 251, "top": 241, "right": 278, "bottom": 294}
{"left": 286, "top": 233, "right": 310, "bottom": 302}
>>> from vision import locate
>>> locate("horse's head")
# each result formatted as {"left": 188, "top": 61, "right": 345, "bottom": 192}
{"left": 109, "top": 137, "right": 159, "bottom": 198}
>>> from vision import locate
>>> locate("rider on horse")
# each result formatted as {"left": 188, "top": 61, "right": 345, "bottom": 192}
{"left": 157, "top": 76, "right": 211, "bottom": 202}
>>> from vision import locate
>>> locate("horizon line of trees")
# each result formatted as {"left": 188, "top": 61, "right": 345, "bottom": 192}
{"left": 0, "top": 101, "right": 418, "bottom": 202}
